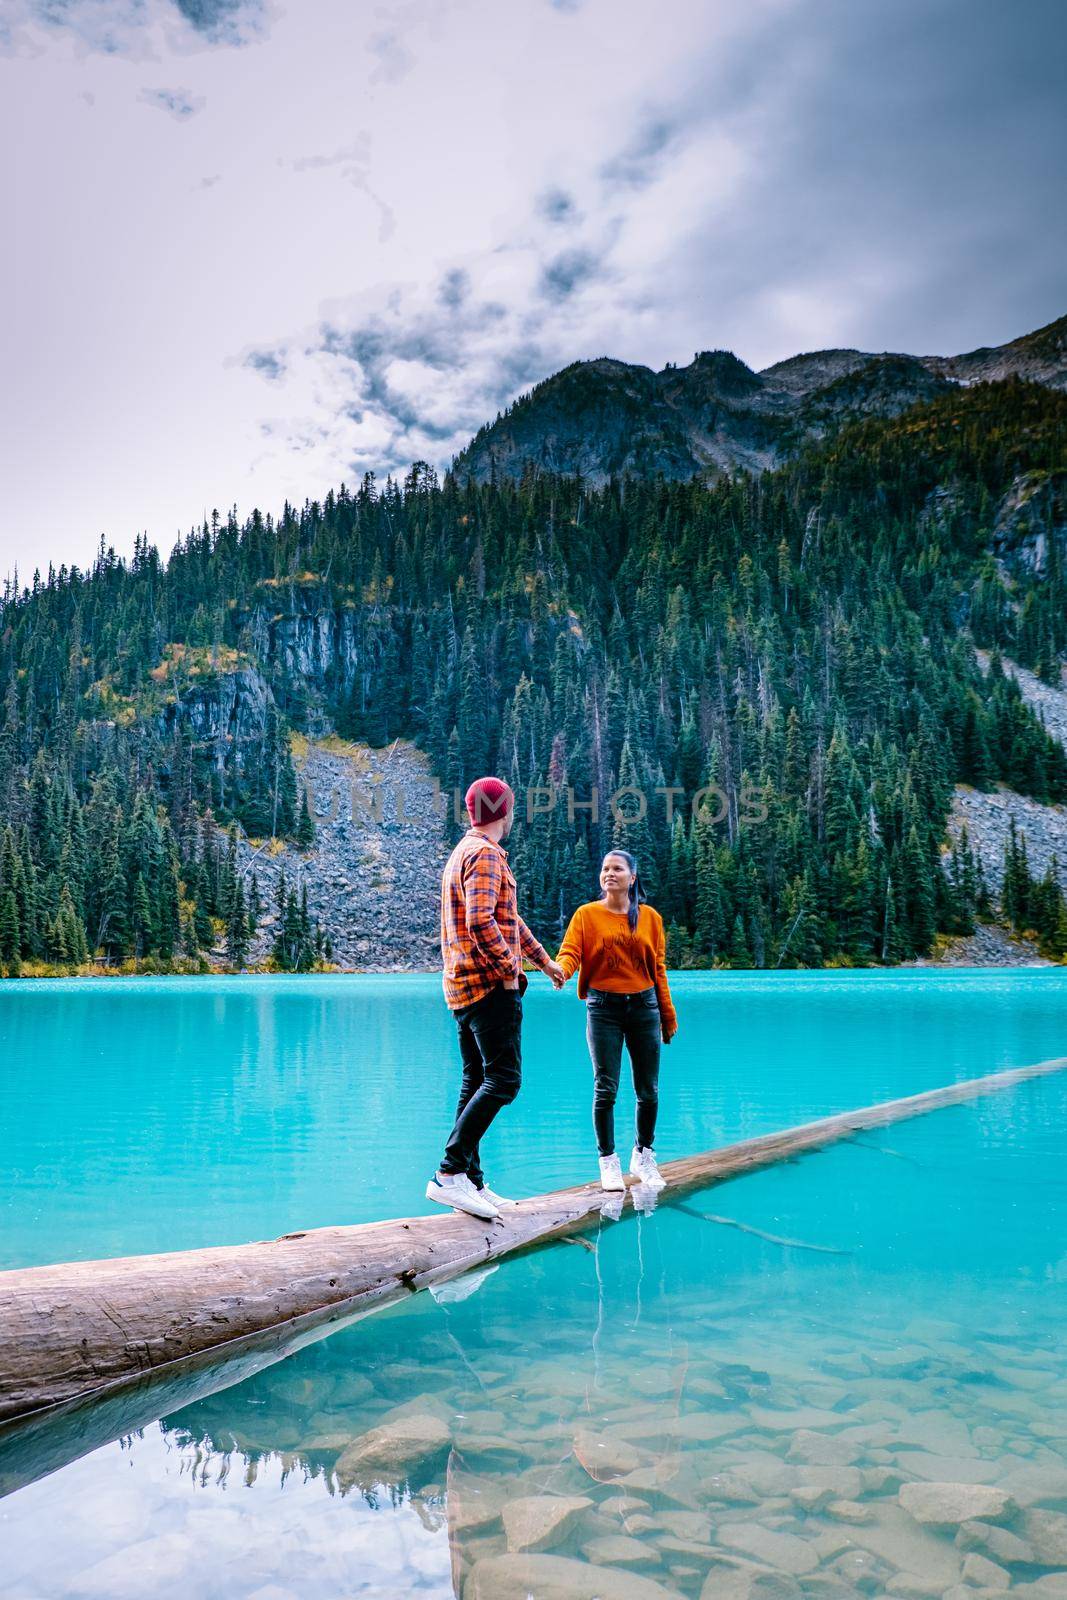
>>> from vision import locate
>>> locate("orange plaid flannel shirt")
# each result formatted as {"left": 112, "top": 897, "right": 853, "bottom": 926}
{"left": 441, "top": 828, "right": 550, "bottom": 1010}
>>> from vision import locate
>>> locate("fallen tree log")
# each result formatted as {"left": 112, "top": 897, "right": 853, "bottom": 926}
{"left": 1, "top": 1054, "right": 1063, "bottom": 1442}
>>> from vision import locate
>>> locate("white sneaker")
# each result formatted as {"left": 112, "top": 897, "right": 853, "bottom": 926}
{"left": 426, "top": 1171, "right": 501, "bottom": 1220}
{"left": 478, "top": 1184, "right": 518, "bottom": 1209}
{"left": 630, "top": 1181, "right": 660, "bottom": 1215}
{"left": 599, "top": 1154, "right": 626, "bottom": 1192}
{"left": 630, "top": 1146, "right": 666, "bottom": 1190}
{"left": 598, "top": 1191, "right": 625, "bottom": 1222}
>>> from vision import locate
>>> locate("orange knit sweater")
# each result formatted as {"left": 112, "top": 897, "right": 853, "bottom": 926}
{"left": 556, "top": 901, "right": 677, "bottom": 1034}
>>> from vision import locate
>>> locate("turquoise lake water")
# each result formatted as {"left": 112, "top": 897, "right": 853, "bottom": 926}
{"left": 1, "top": 973, "right": 1067, "bottom": 1598}
{"left": 2, "top": 970, "right": 1067, "bottom": 1269}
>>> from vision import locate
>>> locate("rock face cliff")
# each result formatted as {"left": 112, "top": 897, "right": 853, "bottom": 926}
{"left": 992, "top": 470, "right": 1067, "bottom": 579}
{"left": 453, "top": 315, "right": 1066, "bottom": 488}
{"left": 238, "top": 592, "right": 362, "bottom": 703}
{"left": 146, "top": 583, "right": 367, "bottom": 742}
{"left": 147, "top": 592, "right": 380, "bottom": 772}
{"left": 157, "top": 665, "right": 275, "bottom": 767}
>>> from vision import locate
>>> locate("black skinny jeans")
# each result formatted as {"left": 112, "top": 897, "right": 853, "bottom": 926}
{"left": 586, "top": 986, "right": 661, "bottom": 1157}
{"left": 440, "top": 983, "right": 522, "bottom": 1187}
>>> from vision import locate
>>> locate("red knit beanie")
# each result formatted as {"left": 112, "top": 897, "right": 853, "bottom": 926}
{"left": 465, "top": 776, "right": 515, "bottom": 826}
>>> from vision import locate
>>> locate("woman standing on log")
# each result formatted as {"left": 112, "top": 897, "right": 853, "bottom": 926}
{"left": 556, "top": 850, "right": 678, "bottom": 1192}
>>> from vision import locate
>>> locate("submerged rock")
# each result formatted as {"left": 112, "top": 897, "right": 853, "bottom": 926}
{"left": 573, "top": 1428, "right": 650, "bottom": 1482}
{"left": 464, "top": 1552, "right": 680, "bottom": 1599}
{"left": 789, "top": 1485, "right": 831, "bottom": 1512}
{"left": 749, "top": 1406, "right": 844, "bottom": 1433}
{"left": 955, "top": 1518, "right": 1035, "bottom": 1565}
{"left": 455, "top": 1431, "right": 539, "bottom": 1467}
{"left": 329, "top": 1371, "right": 375, "bottom": 1407}
{"left": 574, "top": 1509, "right": 626, "bottom": 1544}
{"left": 806, "top": 1530, "right": 853, "bottom": 1563}
{"left": 700, "top": 1470, "right": 762, "bottom": 1505}
{"left": 675, "top": 1413, "right": 752, "bottom": 1443}
{"left": 960, "top": 1551, "right": 1011, "bottom": 1589}
{"left": 724, "top": 1455, "right": 794, "bottom": 1496}
{"left": 785, "top": 1429, "right": 861, "bottom": 1467}
{"left": 896, "top": 1452, "right": 1001, "bottom": 1484}
{"left": 502, "top": 1494, "right": 593, "bottom": 1554}
{"left": 891, "top": 1411, "right": 978, "bottom": 1459}
{"left": 655, "top": 1510, "right": 714, "bottom": 1542}
{"left": 827, "top": 1548, "right": 891, "bottom": 1589}
{"left": 898, "top": 1480, "right": 1014, "bottom": 1527}
{"left": 699, "top": 1567, "right": 801, "bottom": 1599}
{"left": 446, "top": 1471, "right": 508, "bottom": 1535}
{"left": 1021, "top": 1507, "right": 1067, "bottom": 1565}
{"left": 884, "top": 1575, "right": 944, "bottom": 1598}
{"left": 803, "top": 1582, "right": 868, "bottom": 1600}
{"left": 581, "top": 1534, "right": 662, "bottom": 1569}
{"left": 715, "top": 1523, "right": 819, "bottom": 1575}
{"left": 844, "top": 1500, "right": 961, "bottom": 1587}
{"left": 1001, "top": 1464, "right": 1067, "bottom": 1507}
{"left": 940, "top": 1587, "right": 1004, "bottom": 1600}
{"left": 266, "top": 1372, "right": 323, "bottom": 1408}
{"left": 600, "top": 1494, "right": 653, "bottom": 1520}
{"left": 655, "top": 1533, "right": 721, "bottom": 1561}
{"left": 865, "top": 1345, "right": 932, "bottom": 1376}
{"left": 334, "top": 1412, "right": 451, "bottom": 1489}
{"left": 824, "top": 1497, "right": 871, "bottom": 1523}
{"left": 862, "top": 1465, "right": 904, "bottom": 1494}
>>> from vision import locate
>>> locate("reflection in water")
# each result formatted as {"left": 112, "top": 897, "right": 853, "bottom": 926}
{"left": 3, "top": 1071, "right": 1066, "bottom": 1598}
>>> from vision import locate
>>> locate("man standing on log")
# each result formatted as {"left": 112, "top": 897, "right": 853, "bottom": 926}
{"left": 427, "top": 776, "right": 565, "bottom": 1220}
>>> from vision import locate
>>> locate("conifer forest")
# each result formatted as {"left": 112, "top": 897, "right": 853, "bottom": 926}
{"left": 1, "top": 377, "right": 1065, "bottom": 974}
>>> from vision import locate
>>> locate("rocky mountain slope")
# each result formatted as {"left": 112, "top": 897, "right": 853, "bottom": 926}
{"left": 905, "top": 922, "right": 1052, "bottom": 967}
{"left": 948, "top": 654, "right": 1067, "bottom": 897}
{"left": 951, "top": 782, "right": 1067, "bottom": 891}
{"left": 925, "top": 314, "right": 1067, "bottom": 389}
{"left": 233, "top": 738, "right": 449, "bottom": 971}
{"left": 453, "top": 315, "right": 1066, "bottom": 487}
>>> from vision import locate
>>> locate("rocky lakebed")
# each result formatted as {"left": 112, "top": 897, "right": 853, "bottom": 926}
{"left": 160, "top": 1277, "right": 1067, "bottom": 1600}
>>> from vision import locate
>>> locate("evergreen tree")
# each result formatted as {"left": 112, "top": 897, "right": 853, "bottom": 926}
{"left": 294, "top": 788, "right": 316, "bottom": 850}
{"left": 226, "top": 877, "right": 250, "bottom": 968}
{"left": 0, "top": 889, "right": 20, "bottom": 965}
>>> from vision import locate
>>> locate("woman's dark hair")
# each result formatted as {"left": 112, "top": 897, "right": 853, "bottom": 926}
{"left": 602, "top": 849, "right": 645, "bottom": 933}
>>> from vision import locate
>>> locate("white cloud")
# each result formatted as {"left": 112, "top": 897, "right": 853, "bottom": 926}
{"left": 0, "top": 0, "right": 267, "bottom": 56}
{"left": 1, "top": 0, "right": 1064, "bottom": 577}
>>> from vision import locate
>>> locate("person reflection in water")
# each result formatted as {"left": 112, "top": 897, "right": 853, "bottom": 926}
{"left": 556, "top": 849, "right": 678, "bottom": 1193}
{"left": 427, "top": 776, "right": 564, "bottom": 1221}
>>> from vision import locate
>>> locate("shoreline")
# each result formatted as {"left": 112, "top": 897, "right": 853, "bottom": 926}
{"left": 1, "top": 960, "right": 1063, "bottom": 984}
{"left": 5, "top": 914, "right": 1060, "bottom": 982}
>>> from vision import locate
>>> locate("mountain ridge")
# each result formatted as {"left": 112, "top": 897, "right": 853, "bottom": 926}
{"left": 453, "top": 314, "right": 1067, "bottom": 487}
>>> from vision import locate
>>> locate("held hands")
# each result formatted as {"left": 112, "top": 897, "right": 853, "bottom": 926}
{"left": 511, "top": 962, "right": 564, "bottom": 990}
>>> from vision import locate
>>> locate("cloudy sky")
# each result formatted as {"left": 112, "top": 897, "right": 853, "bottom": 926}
{"left": 3, "top": 0, "right": 1065, "bottom": 577}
